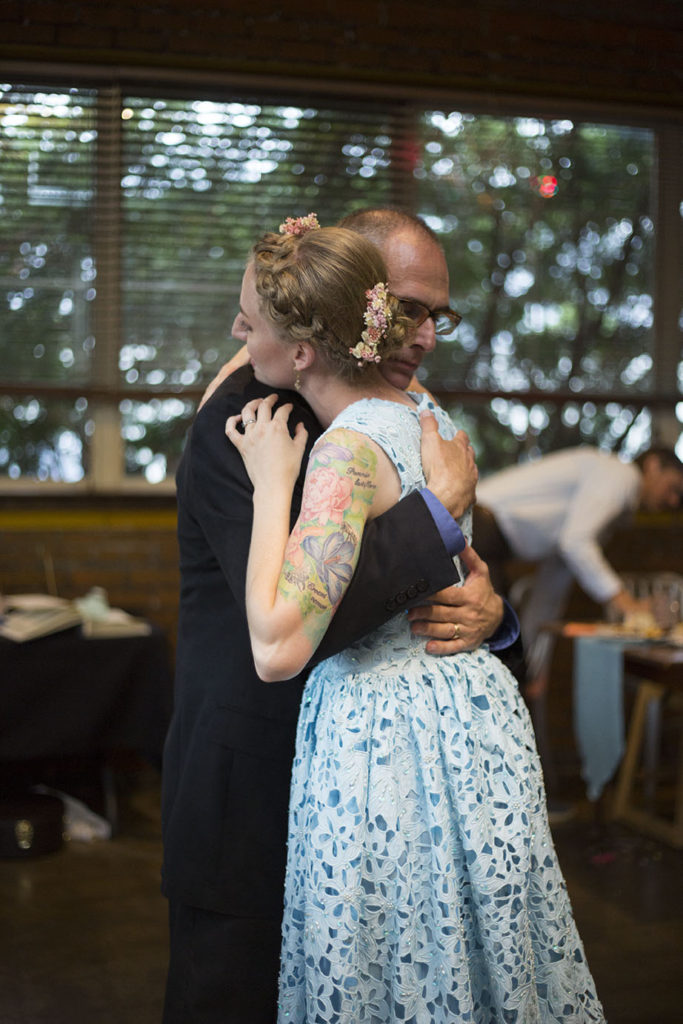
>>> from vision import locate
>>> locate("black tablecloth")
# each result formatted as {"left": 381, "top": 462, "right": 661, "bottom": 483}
{"left": 0, "top": 625, "right": 173, "bottom": 764}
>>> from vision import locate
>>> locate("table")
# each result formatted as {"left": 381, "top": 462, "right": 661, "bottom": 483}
{"left": 613, "top": 644, "right": 683, "bottom": 847}
{"left": 569, "top": 628, "right": 683, "bottom": 847}
{"left": 0, "top": 625, "right": 173, "bottom": 826}
{"left": 0, "top": 624, "right": 173, "bottom": 763}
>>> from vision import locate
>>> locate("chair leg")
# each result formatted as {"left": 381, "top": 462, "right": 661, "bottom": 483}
{"left": 642, "top": 691, "right": 664, "bottom": 806}
{"left": 612, "top": 680, "right": 662, "bottom": 819}
{"left": 613, "top": 679, "right": 683, "bottom": 848}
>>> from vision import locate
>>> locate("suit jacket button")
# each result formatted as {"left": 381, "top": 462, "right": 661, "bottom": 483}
{"left": 417, "top": 579, "right": 429, "bottom": 592}
{"left": 385, "top": 598, "right": 396, "bottom": 612}
{"left": 406, "top": 585, "right": 418, "bottom": 599}
{"left": 395, "top": 591, "right": 407, "bottom": 606}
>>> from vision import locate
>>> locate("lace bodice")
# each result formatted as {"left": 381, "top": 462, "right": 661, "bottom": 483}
{"left": 323, "top": 391, "right": 472, "bottom": 543}
{"left": 319, "top": 393, "right": 472, "bottom": 675}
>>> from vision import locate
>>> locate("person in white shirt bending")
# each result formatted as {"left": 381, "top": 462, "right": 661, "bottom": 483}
{"left": 474, "top": 445, "right": 683, "bottom": 700}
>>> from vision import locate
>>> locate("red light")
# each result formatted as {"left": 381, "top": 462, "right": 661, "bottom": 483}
{"left": 538, "top": 175, "right": 558, "bottom": 198}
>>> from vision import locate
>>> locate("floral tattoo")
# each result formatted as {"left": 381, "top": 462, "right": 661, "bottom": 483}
{"left": 280, "top": 429, "right": 378, "bottom": 646}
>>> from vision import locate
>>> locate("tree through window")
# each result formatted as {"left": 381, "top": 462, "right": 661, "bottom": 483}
{"left": 0, "top": 81, "right": 680, "bottom": 485}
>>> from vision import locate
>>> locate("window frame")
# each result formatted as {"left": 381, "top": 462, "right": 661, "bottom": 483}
{"left": 1, "top": 62, "right": 680, "bottom": 494}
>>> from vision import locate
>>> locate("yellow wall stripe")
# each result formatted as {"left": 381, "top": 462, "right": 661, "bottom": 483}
{"left": 0, "top": 509, "right": 178, "bottom": 531}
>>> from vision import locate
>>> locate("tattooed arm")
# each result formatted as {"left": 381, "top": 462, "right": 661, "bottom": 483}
{"left": 226, "top": 396, "right": 398, "bottom": 681}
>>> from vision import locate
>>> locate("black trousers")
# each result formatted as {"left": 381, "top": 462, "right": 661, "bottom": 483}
{"left": 162, "top": 901, "right": 282, "bottom": 1024}
{"left": 471, "top": 503, "right": 514, "bottom": 596}
{"left": 472, "top": 503, "right": 527, "bottom": 688}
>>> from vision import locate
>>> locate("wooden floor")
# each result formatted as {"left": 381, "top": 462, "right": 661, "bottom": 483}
{"left": 1, "top": 766, "right": 682, "bottom": 1023}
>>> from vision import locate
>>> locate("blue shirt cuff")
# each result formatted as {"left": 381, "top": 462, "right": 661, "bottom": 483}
{"left": 419, "top": 488, "right": 466, "bottom": 556}
{"left": 487, "top": 599, "right": 520, "bottom": 651}
{"left": 418, "top": 489, "right": 518, "bottom": 650}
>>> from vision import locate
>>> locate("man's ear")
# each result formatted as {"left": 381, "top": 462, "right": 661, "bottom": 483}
{"left": 293, "top": 340, "right": 315, "bottom": 372}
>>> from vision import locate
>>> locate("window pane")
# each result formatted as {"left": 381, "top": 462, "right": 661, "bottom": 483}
{"left": 120, "top": 396, "right": 195, "bottom": 482}
{"left": 0, "top": 84, "right": 98, "bottom": 385}
{"left": 118, "top": 94, "right": 405, "bottom": 396}
{"left": 1, "top": 80, "right": 675, "bottom": 486}
{"left": 415, "top": 113, "right": 656, "bottom": 398}
{"left": 438, "top": 395, "right": 654, "bottom": 476}
{"left": 0, "top": 394, "right": 90, "bottom": 481}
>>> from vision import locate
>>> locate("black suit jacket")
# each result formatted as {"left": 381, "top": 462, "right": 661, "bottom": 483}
{"left": 161, "top": 368, "right": 461, "bottom": 918}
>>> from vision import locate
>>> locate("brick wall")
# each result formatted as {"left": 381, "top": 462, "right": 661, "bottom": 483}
{"left": 0, "top": 498, "right": 180, "bottom": 650}
{"left": 1, "top": 496, "right": 680, "bottom": 654}
{"left": 1, "top": 0, "right": 681, "bottom": 111}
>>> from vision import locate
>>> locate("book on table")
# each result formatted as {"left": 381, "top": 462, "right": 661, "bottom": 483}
{"left": 0, "top": 595, "right": 83, "bottom": 643}
{"left": 0, "top": 594, "right": 151, "bottom": 642}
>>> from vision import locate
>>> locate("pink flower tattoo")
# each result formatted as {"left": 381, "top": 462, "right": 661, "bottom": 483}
{"left": 301, "top": 468, "right": 354, "bottom": 525}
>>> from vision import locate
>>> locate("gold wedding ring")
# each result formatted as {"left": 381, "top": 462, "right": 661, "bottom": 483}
{"left": 451, "top": 623, "right": 460, "bottom": 640}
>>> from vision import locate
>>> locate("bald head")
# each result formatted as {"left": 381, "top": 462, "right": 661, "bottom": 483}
{"left": 337, "top": 207, "right": 440, "bottom": 251}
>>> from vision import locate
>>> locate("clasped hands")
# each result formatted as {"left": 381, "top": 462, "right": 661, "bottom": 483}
{"left": 226, "top": 395, "right": 503, "bottom": 655}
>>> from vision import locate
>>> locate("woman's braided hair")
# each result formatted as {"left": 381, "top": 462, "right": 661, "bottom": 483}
{"left": 250, "top": 226, "right": 413, "bottom": 383}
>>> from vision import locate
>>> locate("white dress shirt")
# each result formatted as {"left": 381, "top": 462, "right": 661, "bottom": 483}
{"left": 476, "top": 447, "right": 642, "bottom": 605}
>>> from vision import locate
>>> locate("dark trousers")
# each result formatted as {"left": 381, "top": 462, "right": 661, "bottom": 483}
{"left": 162, "top": 901, "right": 282, "bottom": 1024}
{"left": 473, "top": 505, "right": 559, "bottom": 789}
{"left": 472, "top": 503, "right": 528, "bottom": 689}
{"left": 472, "top": 503, "right": 513, "bottom": 596}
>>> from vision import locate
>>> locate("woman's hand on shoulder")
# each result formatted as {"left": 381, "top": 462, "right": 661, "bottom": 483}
{"left": 226, "top": 393, "right": 308, "bottom": 494}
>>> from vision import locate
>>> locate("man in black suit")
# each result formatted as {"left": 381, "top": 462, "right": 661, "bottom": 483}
{"left": 161, "top": 210, "right": 519, "bottom": 1022}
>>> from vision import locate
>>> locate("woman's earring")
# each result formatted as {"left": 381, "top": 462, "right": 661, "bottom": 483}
{"left": 294, "top": 368, "right": 302, "bottom": 392}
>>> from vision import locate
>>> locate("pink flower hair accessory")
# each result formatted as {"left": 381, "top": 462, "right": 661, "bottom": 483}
{"left": 279, "top": 213, "right": 320, "bottom": 236}
{"left": 349, "top": 282, "right": 392, "bottom": 366}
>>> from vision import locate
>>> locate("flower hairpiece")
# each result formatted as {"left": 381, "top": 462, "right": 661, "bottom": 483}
{"left": 279, "top": 212, "right": 320, "bottom": 237}
{"left": 348, "top": 282, "right": 392, "bottom": 366}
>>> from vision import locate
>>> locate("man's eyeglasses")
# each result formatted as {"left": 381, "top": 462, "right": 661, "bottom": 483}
{"left": 399, "top": 299, "right": 462, "bottom": 336}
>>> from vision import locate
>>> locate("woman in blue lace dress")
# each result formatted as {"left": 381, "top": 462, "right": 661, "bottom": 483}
{"left": 225, "top": 217, "right": 605, "bottom": 1023}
